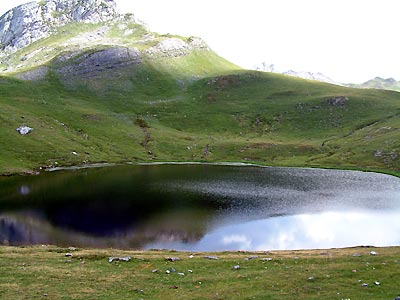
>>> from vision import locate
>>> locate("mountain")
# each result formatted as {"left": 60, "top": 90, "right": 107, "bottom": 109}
{"left": 254, "top": 62, "right": 400, "bottom": 92}
{"left": 0, "top": 0, "right": 399, "bottom": 176}
{"left": 348, "top": 77, "right": 400, "bottom": 92}
{"left": 254, "top": 62, "right": 339, "bottom": 85}
{"left": 282, "top": 70, "right": 339, "bottom": 85}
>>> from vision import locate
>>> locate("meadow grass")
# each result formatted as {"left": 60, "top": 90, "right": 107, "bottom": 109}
{"left": 0, "top": 245, "right": 399, "bottom": 300}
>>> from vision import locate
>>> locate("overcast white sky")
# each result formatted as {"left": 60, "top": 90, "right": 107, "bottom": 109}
{"left": 2, "top": 0, "right": 400, "bottom": 83}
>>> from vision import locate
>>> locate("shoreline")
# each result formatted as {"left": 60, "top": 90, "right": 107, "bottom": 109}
{"left": 10, "top": 160, "right": 400, "bottom": 179}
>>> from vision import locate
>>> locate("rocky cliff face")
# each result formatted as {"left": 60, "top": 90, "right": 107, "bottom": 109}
{"left": 0, "top": 0, "right": 120, "bottom": 53}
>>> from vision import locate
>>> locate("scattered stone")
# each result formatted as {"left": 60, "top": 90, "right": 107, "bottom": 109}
{"left": 394, "top": 297, "right": 400, "bottom": 300}
{"left": 245, "top": 256, "right": 259, "bottom": 261}
{"left": 370, "top": 251, "right": 378, "bottom": 256}
{"left": 165, "top": 270, "right": 170, "bottom": 274}
{"left": 170, "top": 267, "right": 176, "bottom": 272}
{"left": 68, "top": 247, "right": 77, "bottom": 251}
{"left": 327, "top": 96, "right": 349, "bottom": 106}
{"left": 362, "top": 283, "right": 369, "bottom": 287}
{"left": 170, "top": 285, "right": 178, "bottom": 289}
{"left": 262, "top": 258, "right": 273, "bottom": 261}
{"left": 72, "top": 151, "right": 79, "bottom": 156}
{"left": 233, "top": 265, "right": 240, "bottom": 270}
{"left": 374, "top": 150, "right": 383, "bottom": 157}
{"left": 374, "top": 281, "right": 380, "bottom": 286}
{"left": 16, "top": 126, "right": 33, "bottom": 135}
{"left": 65, "top": 253, "right": 73, "bottom": 257}
{"left": 166, "top": 257, "right": 180, "bottom": 262}
{"left": 188, "top": 269, "right": 193, "bottom": 273}
{"left": 204, "top": 256, "right": 219, "bottom": 260}
{"left": 352, "top": 269, "right": 357, "bottom": 273}
{"left": 151, "top": 269, "right": 158, "bottom": 273}
{"left": 108, "top": 256, "right": 132, "bottom": 263}
{"left": 189, "top": 255, "right": 194, "bottom": 259}
{"left": 353, "top": 253, "right": 361, "bottom": 257}
{"left": 178, "top": 272, "right": 185, "bottom": 276}
{"left": 307, "top": 276, "right": 315, "bottom": 281}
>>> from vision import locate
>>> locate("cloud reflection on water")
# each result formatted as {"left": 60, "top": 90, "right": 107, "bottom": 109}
{"left": 146, "top": 210, "right": 400, "bottom": 251}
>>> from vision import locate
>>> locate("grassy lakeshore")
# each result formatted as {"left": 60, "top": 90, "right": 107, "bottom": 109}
{"left": 0, "top": 245, "right": 399, "bottom": 299}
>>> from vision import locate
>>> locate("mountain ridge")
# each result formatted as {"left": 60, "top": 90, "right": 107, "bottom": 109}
{"left": 254, "top": 62, "right": 400, "bottom": 92}
{"left": 0, "top": 0, "right": 121, "bottom": 53}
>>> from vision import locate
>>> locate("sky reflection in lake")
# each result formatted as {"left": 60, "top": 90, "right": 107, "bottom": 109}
{"left": 147, "top": 210, "right": 400, "bottom": 251}
{"left": 0, "top": 164, "right": 399, "bottom": 251}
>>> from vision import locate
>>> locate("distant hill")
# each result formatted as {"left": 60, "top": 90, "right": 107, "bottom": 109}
{"left": 254, "top": 62, "right": 340, "bottom": 85}
{"left": 254, "top": 63, "right": 400, "bottom": 92}
{"left": 348, "top": 77, "right": 400, "bottom": 92}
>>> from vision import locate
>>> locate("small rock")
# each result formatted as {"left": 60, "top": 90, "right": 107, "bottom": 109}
{"left": 72, "top": 151, "right": 79, "bottom": 156}
{"left": 362, "top": 283, "right": 369, "bottom": 287}
{"left": 394, "top": 297, "right": 400, "bottom": 300}
{"left": 188, "top": 269, "right": 193, "bottom": 273}
{"left": 178, "top": 272, "right": 185, "bottom": 276}
{"left": 151, "top": 269, "right": 159, "bottom": 273}
{"left": 108, "top": 256, "right": 132, "bottom": 263}
{"left": 68, "top": 247, "right": 76, "bottom": 251}
{"left": 352, "top": 269, "right": 357, "bottom": 273}
{"left": 189, "top": 255, "right": 194, "bottom": 259}
{"left": 166, "top": 257, "right": 180, "bottom": 262}
{"left": 370, "top": 251, "right": 378, "bottom": 256}
{"left": 170, "top": 285, "right": 179, "bottom": 289}
{"left": 204, "top": 256, "right": 219, "bottom": 260}
{"left": 170, "top": 267, "right": 176, "bottom": 272}
{"left": 165, "top": 270, "right": 170, "bottom": 274}
{"left": 245, "top": 256, "right": 259, "bottom": 261}
{"left": 307, "top": 276, "right": 315, "bottom": 281}
{"left": 233, "top": 265, "right": 240, "bottom": 270}
{"left": 262, "top": 258, "right": 273, "bottom": 261}
{"left": 65, "top": 253, "right": 73, "bottom": 257}
{"left": 374, "top": 281, "right": 380, "bottom": 285}
{"left": 16, "top": 126, "right": 33, "bottom": 135}
{"left": 353, "top": 253, "right": 361, "bottom": 257}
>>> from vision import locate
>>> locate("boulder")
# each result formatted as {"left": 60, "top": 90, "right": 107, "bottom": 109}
{"left": 16, "top": 126, "right": 33, "bottom": 135}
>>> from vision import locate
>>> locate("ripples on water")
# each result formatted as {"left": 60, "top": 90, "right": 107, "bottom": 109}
{"left": 0, "top": 164, "right": 399, "bottom": 250}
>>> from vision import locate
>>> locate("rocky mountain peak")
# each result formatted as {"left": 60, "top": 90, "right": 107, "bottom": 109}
{"left": 0, "top": 0, "right": 120, "bottom": 53}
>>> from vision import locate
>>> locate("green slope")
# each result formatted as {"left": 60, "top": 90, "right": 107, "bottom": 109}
{"left": 1, "top": 65, "right": 399, "bottom": 175}
{"left": 0, "top": 18, "right": 399, "bottom": 175}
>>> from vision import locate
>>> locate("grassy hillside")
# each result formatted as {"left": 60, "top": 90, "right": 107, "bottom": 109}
{"left": 1, "top": 66, "right": 399, "bottom": 175}
{"left": 0, "top": 19, "right": 399, "bottom": 176}
{"left": 0, "top": 245, "right": 399, "bottom": 299}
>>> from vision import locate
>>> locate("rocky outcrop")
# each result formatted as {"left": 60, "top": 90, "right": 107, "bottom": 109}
{"left": 146, "top": 37, "right": 209, "bottom": 58}
{"left": 0, "top": 0, "right": 120, "bottom": 53}
{"left": 327, "top": 96, "right": 349, "bottom": 106}
{"left": 15, "top": 66, "right": 49, "bottom": 81}
{"left": 55, "top": 46, "right": 142, "bottom": 79}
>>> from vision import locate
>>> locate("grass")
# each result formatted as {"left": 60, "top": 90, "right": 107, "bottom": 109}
{"left": 1, "top": 17, "right": 399, "bottom": 176}
{"left": 0, "top": 67, "right": 399, "bottom": 176}
{"left": 0, "top": 245, "right": 399, "bottom": 299}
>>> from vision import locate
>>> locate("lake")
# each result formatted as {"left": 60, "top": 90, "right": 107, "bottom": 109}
{"left": 0, "top": 164, "right": 399, "bottom": 251}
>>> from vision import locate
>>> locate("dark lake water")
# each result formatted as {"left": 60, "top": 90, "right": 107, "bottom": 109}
{"left": 0, "top": 164, "right": 399, "bottom": 251}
